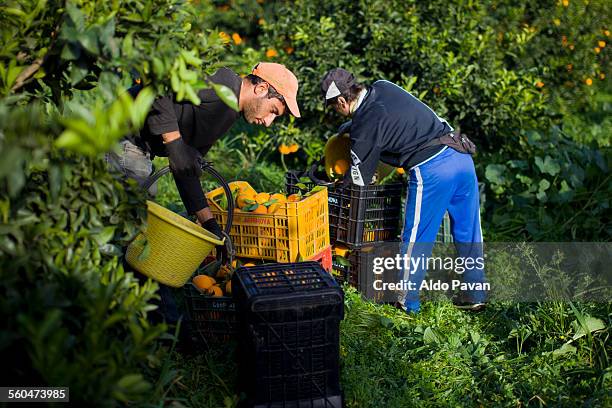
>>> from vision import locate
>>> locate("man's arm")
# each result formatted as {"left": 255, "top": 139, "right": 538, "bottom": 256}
{"left": 348, "top": 114, "right": 383, "bottom": 186}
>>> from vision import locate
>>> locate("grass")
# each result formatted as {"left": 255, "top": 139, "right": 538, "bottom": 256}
{"left": 147, "top": 288, "right": 610, "bottom": 407}
{"left": 147, "top": 143, "right": 610, "bottom": 408}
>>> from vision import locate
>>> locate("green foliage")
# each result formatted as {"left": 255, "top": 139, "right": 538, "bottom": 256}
{"left": 0, "top": 0, "right": 237, "bottom": 403}
{"left": 0, "top": 102, "right": 169, "bottom": 403}
{"left": 260, "top": 0, "right": 552, "bottom": 148}
{"left": 252, "top": 0, "right": 611, "bottom": 240}
{"left": 483, "top": 127, "right": 610, "bottom": 240}
{"left": 338, "top": 288, "right": 610, "bottom": 407}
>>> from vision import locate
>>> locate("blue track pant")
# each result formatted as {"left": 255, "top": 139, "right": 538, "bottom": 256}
{"left": 399, "top": 147, "right": 487, "bottom": 313}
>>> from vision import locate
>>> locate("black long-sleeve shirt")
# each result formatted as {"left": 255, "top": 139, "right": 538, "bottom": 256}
{"left": 347, "top": 80, "right": 453, "bottom": 186}
{"left": 130, "top": 67, "right": 242, "bottom": 213}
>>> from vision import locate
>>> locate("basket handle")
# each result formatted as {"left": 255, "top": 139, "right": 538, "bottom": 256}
{"left": 142, "top": 160, "right": 234, "bottom": 237}
{"left": 307, "top": 158, "right": 335, "bottom": 187}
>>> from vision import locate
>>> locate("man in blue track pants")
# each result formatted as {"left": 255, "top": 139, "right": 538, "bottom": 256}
{"left": 320, "top": 68, "right": 488, "bottom": 313}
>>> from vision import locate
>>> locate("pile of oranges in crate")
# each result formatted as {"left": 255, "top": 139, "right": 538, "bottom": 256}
{"left": 208, "top": 182, "right": 325, "bottom": 215}
{"left": 191, "top": 257, "right": 257, "bottom": 298}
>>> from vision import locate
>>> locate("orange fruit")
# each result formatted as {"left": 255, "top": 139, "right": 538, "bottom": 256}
{"left": 216, "top": 265, "right": 231, "bottom": 279}
{"left": 333, "top": 159, "right": 349, "bottom": 175}
{"left": 238, "top": 184, "right": 257, "bottom": 195}
{"left": 267, "top": 203, "right": 282, "bottom": 214}
{"left": 236, "top": 192, "right": 256, "bottom": 209}
{"left": 535, "top": 81, "right": 544, "bottom": 88}
{"left": 278, "top": 143, "right": 291, "bottom": 155}
{"left": 270, "top": 193, "right": 287, "bottom": 204}
{"left": 255, "top": 192, "right": 271, "bottom": 204}
{"left": 225, "top": 280, "right": 232, "bottom": 295}
{"left": 287, "top": 194, "right": 301, "bottom": 202}
{"left": 209, "top": 285, "right": 223, "bottom": 297}
{"left": 266, "top": 48, "right": 278, "bottom": 58}
{"left": 232, "top": 33, "right": 242, "bottom": 45}
{"left": 288, "top": 143, "right": 299, "bottom": 153}
{"left": 251, "top": 204, "right": 268, "bottom": 214}
{"left": 585, "top": 78, "right": 593, "bottom": 86}
{"left": 193, "top": 275, "right": 215, "bottom": 291}
{"left": 334, "top": 245, "right": 350, "bottom": 258}
{"left": 218, "top": 31, "right": 230, "bottom": 44}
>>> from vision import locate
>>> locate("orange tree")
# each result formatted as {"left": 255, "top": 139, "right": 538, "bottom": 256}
{"left": 252, "top": 0, "right": 610, "bottom": 240}
{"left": 0, "top": 0, "right": 233, "bottom": 403}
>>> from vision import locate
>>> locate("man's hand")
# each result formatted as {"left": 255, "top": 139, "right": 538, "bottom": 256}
{"left": 335, "top": 172, "right": 352, "bottom": 190}
{"left": 200, "top": 217, "right": 228, "bottom": 264}
{"left": 165, "top": 137, "right": 202, "bottom": 177}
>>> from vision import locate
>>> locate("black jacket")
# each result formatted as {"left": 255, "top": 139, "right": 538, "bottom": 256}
{"left": 347, "top": 80, "right": 453, "bottom": 185}
{"left": 130, "top": 67, "right": 242, "bottom": 213}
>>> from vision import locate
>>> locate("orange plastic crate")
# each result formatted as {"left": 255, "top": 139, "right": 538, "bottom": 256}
{"left": 206, "top": 181, "right": 330, "bottom": 263}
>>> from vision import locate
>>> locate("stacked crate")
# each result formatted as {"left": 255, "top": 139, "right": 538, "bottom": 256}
{"left": 232, "top": 262, "right": 343, "bottom": 408}
{"left": 286, "top": 170, "right": 464, "bottom": 302}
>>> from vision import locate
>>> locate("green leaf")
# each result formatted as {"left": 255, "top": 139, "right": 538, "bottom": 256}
{"left": 538, "top": 179, "right": 550, "bottom": 192}
{"left": 210, "top": 82, "right": 239, "bottom": 111}
{"left": 335, "top": 256, "right": 351, "bottom": 267}
{"left": 94, "top": 226, "right": 116, "bottom": 246}
{"left": 137, "top": 239, "right": 151, "bottom": 262}
{"left": 485, "top": 164, "right": 507, "bottom": 186}
{"left": 131, "top": 87, "right": 155, "bottom": 129}
{"left": 423, "top": 327, "right": 439, "bottom": 344}
{"left": 552, "top": 342, "right": 576, "bottom": 357}
{"left": 535, "top": 155, "right": 560, "bottom": 176}
{"left": 571, "top": 316, "right": 605, "bottom": 340}
{"left": 61, "top": 44, "right": 80, "bottom": 61}
{"left": 80, "top": 30, "right": 100, "bottom": 55}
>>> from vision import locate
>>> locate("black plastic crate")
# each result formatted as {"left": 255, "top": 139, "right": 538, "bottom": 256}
{"left": 330, "top": 183, "right": 404, "bottom": 246}
{"left": 183, "top": 284, "right": 237, "bottom": 346}
{"left": 286, "top": 170, "right": 404, "bottom": 247}
{"left": 332, "top": 241, "right": 402, "bottom": 303}
{"left": 285, "top": 170, "right": 316, "bottom": 195}
{"left": 232, "top": 262, "right": 343, "bottom": 408}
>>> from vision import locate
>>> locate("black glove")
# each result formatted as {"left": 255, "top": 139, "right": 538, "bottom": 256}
{"left": 335, "top": 173, "right": 352, "bottom": 190}
{"left": 202, "top": 218, "right": 228, "bottom": 264}
{"left": 337, "top": 120, "right": 352, "bottom": 135}
{"left": 165, "top": 138, "right": 202, "bottom": 178}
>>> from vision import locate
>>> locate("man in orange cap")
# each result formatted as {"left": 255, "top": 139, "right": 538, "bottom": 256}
{"left": 106, "top": 62, "right": 300, "bottom": 331}
{"left": 108, "top": 62, "right": 300, "bottom": 258}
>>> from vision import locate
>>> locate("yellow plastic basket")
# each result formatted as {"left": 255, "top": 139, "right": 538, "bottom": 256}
{"left": 126, "top": 200, "right": 224, "bottom": 287}
{"left": 206, "top": 181, "right": 330, "bottom": 263}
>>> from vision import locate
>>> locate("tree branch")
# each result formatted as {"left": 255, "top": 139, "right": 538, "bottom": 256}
{"left": 10, "top": 57, "right": 44, "bottom": 93}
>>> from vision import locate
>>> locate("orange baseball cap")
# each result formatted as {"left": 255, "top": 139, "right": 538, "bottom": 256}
{"left": 251, "top": 62, "right": 301, "bottom": 118}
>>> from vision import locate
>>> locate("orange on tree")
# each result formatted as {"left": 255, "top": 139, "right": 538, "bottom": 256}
{"left": 278, "top": 143, "right": 292, "bottom": 155}
{"left": 288, "top": 143, "right": 299, "bottom": 153}
{"left": 193, "top": 275, "right": 216, "bottom": 291}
